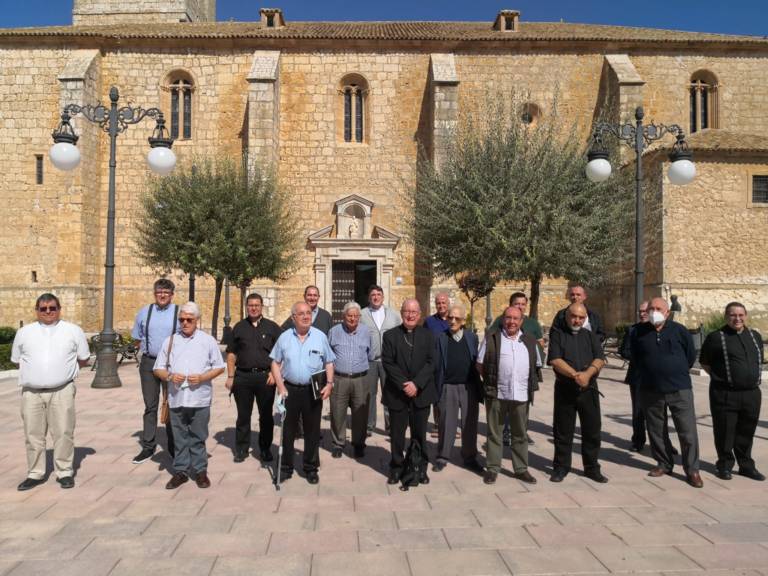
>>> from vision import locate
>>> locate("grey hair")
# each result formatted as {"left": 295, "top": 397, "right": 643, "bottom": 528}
{"left": 401, "top": 298, "right": 421, "bottom": 313}
{"left": 291, "top": 301, "right": 310, "bottom": 315}
{"left": 342, "top": 301, "right": 361, "bottom": 315}
{"left": 449, "top": 303, "right": 466, "bottom": 317}
{"left": 179, "top": 301, "right": 201, "bottom": 318}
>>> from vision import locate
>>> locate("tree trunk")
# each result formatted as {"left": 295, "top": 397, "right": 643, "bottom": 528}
{"left": 239, "top": 286, "right": 246, "bottom": 320}
{"left": 529, "top": 272, "right": 543, "bottom": 320}
{"left": 469, "top": 300, "right": 475, "bottom": 333}
{"left": 211, "top": 276, "right": 223, "bottom": 338}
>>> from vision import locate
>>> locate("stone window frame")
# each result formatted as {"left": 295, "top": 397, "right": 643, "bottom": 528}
{"left": 161, "top": 69, "right": 197, "bottom": 142}
{"left": 520, "top": 102, "right": 542, "bottom": 127}
{"left": 747, "top": 169, "right": 768, "bottom": 208}
{"left": 689, "top": 69, "right": 719, "bottom": 133}
{"left": 337, "top": 73, "right": 370, "bottom": 145}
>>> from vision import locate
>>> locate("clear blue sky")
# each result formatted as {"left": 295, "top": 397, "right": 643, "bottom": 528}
{"left": 1, "top": 0, "right": 766, "bottom": 37}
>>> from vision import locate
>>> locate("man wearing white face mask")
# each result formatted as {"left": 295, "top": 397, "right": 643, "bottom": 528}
{"left": 630, "top": 297, "right": 701, "bottom": 487}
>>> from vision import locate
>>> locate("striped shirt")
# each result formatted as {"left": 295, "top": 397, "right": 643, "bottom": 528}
{"left": 328, "top": 322, "right": 375, "bottom": 374}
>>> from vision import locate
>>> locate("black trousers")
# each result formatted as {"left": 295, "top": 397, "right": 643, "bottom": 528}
{"left": 552, "top": 383, "right": 601, "bottom": 474}
{"left": 388, "top": 403, "right": 429, "bottom": 472}
{"left": 281, "top": 384, "right": 322, "bottom": 474}
{"left": 139, "top": 355, "right": 174, "bottom": 455}
{"left": 232, "top": 370, "right": 275, "bottom": 453}
{"left": 710, "top": 386, "right": 761, "bottom": 473}
{"left": 629, "top": 380, "right": 674, "bottom": 452}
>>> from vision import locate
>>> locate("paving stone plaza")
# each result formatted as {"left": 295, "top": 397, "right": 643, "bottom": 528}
{"left": 0, "top": 360, "right": 766, "bottom": 576}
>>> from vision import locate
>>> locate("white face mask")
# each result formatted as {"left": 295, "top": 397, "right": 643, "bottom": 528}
{"left": 650, "top": 310, "right": 666, "bottom": 326}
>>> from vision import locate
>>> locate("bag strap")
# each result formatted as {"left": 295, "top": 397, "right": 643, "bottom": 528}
{"left": 165, "top": 332, "right": 176, "bottom": 373}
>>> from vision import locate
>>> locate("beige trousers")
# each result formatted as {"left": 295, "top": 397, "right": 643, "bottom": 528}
{"left": 21, "top": 382, "right": 76, "bottom": 479}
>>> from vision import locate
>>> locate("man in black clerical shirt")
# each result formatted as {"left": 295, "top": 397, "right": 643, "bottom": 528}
{"left": 548, "top": 303, "right": 607, "bottom": 483}
{"left": 700, "top": 302, "right": 765, "bottom": 481}
{"left": 225, "top": 293, "right": 283, "bottom": 463}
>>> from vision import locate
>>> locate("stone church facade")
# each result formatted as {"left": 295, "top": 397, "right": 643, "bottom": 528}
{"left": 1, "top": 1, "right": 767, "bottom": 332}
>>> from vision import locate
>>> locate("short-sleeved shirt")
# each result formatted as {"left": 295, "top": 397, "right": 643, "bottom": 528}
{"left": 328, "top": 322, "right": 374, "bottom": 374}
{"left": 131, "top": 303, "right": 180, "bottom": 357}
{"left": 270, "top": 327, "right": 336, "bottom": 385}
{"left": 547, "top": 327, "right": 605, "bottom": 387}
{"left": 11, "top": 320, "right": 90, "bottom": 389}
{"left": 154, "top": 329, "right": 225, "bottom": 408}
{"left": 226, "top": 316, "right": 282, "bottom": 370}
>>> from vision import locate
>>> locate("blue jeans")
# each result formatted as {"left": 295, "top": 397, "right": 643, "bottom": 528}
{"left": 170, "top": 406, "right": 210, "bottom": 475}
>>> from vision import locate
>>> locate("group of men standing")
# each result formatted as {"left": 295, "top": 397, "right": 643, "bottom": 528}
{"left": 10, "top": 280, "right": 764, "bottom": 491}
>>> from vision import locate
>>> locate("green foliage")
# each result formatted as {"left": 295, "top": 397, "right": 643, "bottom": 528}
{"left": 0, "top": 326, "right": 16, "bottom": 345}
{"left": 0, "top": 344, "right": 13, "bottom": 370}
{"left": 137, "top": 155, "right": 301, "bottom": 288}
{"left": 701, "top": 312, "right": 725, "bottom": 335}
{"left": 406, "top": 92, "right": 633, "bottom": 315}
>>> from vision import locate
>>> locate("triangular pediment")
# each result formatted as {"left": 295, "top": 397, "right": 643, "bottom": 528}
{"left": 333, "top": 194, "right": 375, "bottom": 213}
{"left": 372, "top": 225, "right": 400, "bottom": 240}
{"left": 307, "top": 225, "right": 334, "bottom": 241}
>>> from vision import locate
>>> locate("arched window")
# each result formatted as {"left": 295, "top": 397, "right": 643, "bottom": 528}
{"left": 690, "top": 70, "right": 718, "bottom": 133}
{"left": 338, "top": 74, "right": 369, "bottom": 144}
{"left": 520, "top": 102, "right": 541, "bottom": 127}
{"left": 163, "top": 71, "right": 195, "bottom": 140}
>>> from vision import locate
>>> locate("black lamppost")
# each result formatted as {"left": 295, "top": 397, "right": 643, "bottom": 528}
{"left": 50, "top": 86, "right": 176, "bottom": 388}
{"left": 585, "top": 106, "right": 695, "bottom": 322}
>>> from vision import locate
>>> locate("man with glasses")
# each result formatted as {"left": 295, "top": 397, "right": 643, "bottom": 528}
{"left": 131, "top": 278, "right": 179, "bottom": 464}
{"left": 154, "top": 302, "right": 225, "bottom": 489}
{"left": 382, "top": 299, "right": 437, "bottom": 485}
{"left": 12, "top": 294, "right": 90, "bottom": 491}
{"left": 433, "top": 304, "right": 482, "bottom": 473}
{"left": 225, "top": 293, "right": 283, "bottom": 463}
{"left": 271, "top": 302, "right": 335, "bottom": 484}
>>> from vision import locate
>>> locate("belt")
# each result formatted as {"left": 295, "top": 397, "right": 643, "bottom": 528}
{"left": 142, "top": 354, "right": 157, "bottom": 360}
{"left": 335, "top": 370, "right": 367, "bottom": 378}
{"left": 236, "top": 367, "right": 270, "bottom": 373}
{"left": 285, "top": 381, "right": 310, "bottom": 387}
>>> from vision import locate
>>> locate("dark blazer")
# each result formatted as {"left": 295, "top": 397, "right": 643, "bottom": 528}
{"left": 434, "top": 329, "right": 480, "bottom": 400}
{"left": 620, "top": 322, "right": 642, "bottom": 385}
{"left": 551, "top": 306, "right": 606, "bottom": 343}
{"left": 382, "top": 325, "right": 437, "bottom": 410}
{"left": 282, "top": 306, "right": 333, "bottom": 335}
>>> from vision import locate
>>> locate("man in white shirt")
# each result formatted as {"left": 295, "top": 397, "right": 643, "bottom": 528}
{"left": 360, "top": 284, "right": 401, "bottom": 436}
{"left": 477, "top": 306, "right": 540, "bottom": 485}
{"left": 11, "top": 293, "right": 90, "bottom": 491}
{"left": 154, "top": 302, "right": 225, "bottom": 490}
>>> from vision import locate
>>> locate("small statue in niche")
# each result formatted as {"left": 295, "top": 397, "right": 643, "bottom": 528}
{"left": 347, "top": 215, "right": 361, "bottom": 239}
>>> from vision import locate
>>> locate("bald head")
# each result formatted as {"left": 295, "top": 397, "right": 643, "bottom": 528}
{"left": 648, "top": 298, "right": 669, "bottom": 328}
{"left": 401, "top": 298, "right": 421, "bottom": 331}
{"left": 566, "top": 303, "right": 588, "bottom": 331}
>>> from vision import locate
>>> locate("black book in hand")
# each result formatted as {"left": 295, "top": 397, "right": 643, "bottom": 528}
{"left": 310, "top": 371, "right": 327, "bottom": 401}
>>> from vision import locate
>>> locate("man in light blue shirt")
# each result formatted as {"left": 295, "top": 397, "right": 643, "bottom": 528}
{"left": 271, "top": 302, "right": 335, "bottom": 484}
{"left": 328, "top": 301, "right": 375, "bottom": 459}
{"left": 154, "top": 302, "right": 225, "bottom": 490}
{"left": 131, "top": 278, "right": 180, "bottom": 464}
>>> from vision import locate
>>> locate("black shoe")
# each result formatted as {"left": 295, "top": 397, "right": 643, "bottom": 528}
{"left": 526, "top": 433, "right": 535, "bottom": 445}
{"left": 306, "top": 471, "right": 319, "bottom": 484}
{"left": 353, "top": 445, "right": 365, "bottom": 458}
{"left": 483, "top": 470, "right": 498, "bottom": 485}
{"left": 629, "top": 444, "right": 644, "bottom": 453}
{"left": 331, "top": 448, "right": 343, "bottom": 459}
{"left": 279, "top": 470, "right": 293, "bottom": 482}
{"left": 260, "top": 449, "right": 273, "bottom": 462}
{"left": 738, "top": 468, "right": 766, "bottom": 481}
{"left": 132, "top": 447, "right": 155, "bottom": 464}
{"left": 432, "top": 460, "right": 447, "bottom": 472}
{"left": 549, "top": 469, "right": 568, "bottom": 483}
{"left": 234, "top": 450, "right": 248, "bottom": 463}
{"left": 17, "top": 477, "right": 45, "bottom": 491}
{"left": 419, "top": 471, "right": 430, "bottom": 485}
{"left": 387, "top": 470, "right": 400, "bottom": 485}
{"left": 463, "top": 459, "right": 484, "bottom": 474}
{"left": 165, "top": 473, "right": 189, "bottom": 490}
{"left": 716, "top": 469, "right": 733, "bottom": 480}
{"left": 56, "top": 476, "right": 75, "bottom": 489}
{"left": 585, "top": 471, "right": 609, "bottom": 484}
{"left": 513, "top": 470, "right": 537, "bottom": 484}
{"left": 366, "top": 429, "right": 373, "bottom": 437}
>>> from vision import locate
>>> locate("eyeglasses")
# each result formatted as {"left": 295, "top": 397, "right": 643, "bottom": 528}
{"left": 37, "top": 306, "right": 59, "bottom": 313}
{"left": 179, "top": 318, "right": 196, "bottom": 324}
{"left": 447, "top": 316, "right": 462, "bottom": 321}
{"left": 154, "top": 291, "right": 173, "bottom": 296}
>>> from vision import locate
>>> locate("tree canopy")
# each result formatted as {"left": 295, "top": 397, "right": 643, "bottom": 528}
{"left": 406, "top": 96, "right": 633, "bottom": 318}
{"left": 137, "top": 155, "right": 300, "bottom": 335}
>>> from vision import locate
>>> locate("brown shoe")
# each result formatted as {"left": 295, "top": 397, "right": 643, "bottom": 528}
{"left": 195, "top": 471, "right": 211, "bottom": 489}
{"left": 513, "top": 470, "right": 537, "bottom": 484}
{"left": 647, "top": 466, "right": 671, "bottom": 478}
{"left": 165, "top": 473, "right": 188, "bottom": 490}
{"left": 686, "top": 471, "right": 703, "bottom": 488}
